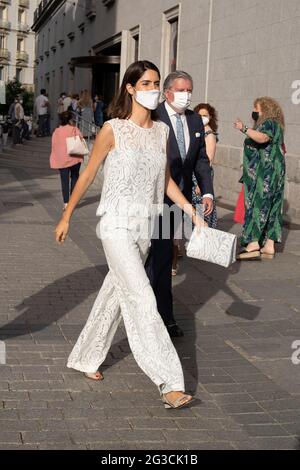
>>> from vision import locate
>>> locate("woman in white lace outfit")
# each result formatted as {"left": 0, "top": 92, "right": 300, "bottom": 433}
{"left": 55, "top": 61, "right": 204, "bottom": 409}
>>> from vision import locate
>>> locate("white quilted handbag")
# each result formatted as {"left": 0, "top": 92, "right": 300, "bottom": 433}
{"left": 66, "top": 135, "right": 89, "bottom": 156}
{"left": 186, "top": 226, "right": 237, "bottom": 268}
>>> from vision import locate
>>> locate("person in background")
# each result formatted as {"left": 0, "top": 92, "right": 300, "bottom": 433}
{"left": 234, "top": 97, "right": 286, "bottom": 260}
{"left": 93, "top": 94, "right": 104, "bottom": 128}
{"left": 12, "top": 97, "right": 25, "bottom": 144}
{"left": 50, "top": 111, "right": 84, "bottom": 211}
{"left": 192, "top": 103, "right": 218, "bottom": 228}
{"left": 45, "top": 92, "right": 51, "bottom": 136}
{"left": 8, "top": 99, "right": 17, "bottom": 122}
{"left": 71, "top": 94, "right": 79, "bottom": 113}
{"left": 63, "top": 93, "right": 73, "bottom": 112}
{"left": 19, "top": 97, "right": 30, "bottom": 142}
{"left": 25, "top": 116, "right": 32, "bottom": 139}
{"left": 35, "top": 89, "right": 49, "bottom": 137}
{"left": 78, "top": 90, "right": 94, "bottom": 138}
{"left": 1, "top": 117, "right": 10, "bottom": 146}
{"left": 57, "top": 92, "right": 66, "bottom": 123}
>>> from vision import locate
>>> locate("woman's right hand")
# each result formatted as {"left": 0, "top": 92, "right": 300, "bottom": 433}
{"left": 234, "top": 118, "right": 244, "bottom": 131}
{"left": 55, "top": 218, "right": 69, "bottom": 244}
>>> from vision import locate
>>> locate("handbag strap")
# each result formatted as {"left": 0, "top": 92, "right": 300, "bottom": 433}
{"left": 72, "top": 125, "right": 83, "bottom": 141}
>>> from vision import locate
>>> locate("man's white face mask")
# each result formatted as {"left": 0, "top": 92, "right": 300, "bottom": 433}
{"left": 171, "top": 91, "right": 192, "bottom": 112}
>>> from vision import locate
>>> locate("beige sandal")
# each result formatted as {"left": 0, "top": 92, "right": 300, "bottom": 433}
{"left": 260, "top": 250, "right": 275, "bottom": 259}
{"left": 162, "top": 393, "right": 194, "bottom": 409}
{"left": 84, "top": 371, "right": 103, "bottom": 381}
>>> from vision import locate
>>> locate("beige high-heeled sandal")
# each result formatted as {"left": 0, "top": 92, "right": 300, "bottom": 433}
{"left": 162, "top": 393, "right": 194, "bottom": 409}
{"left": 84, "top": 371, "right": 103, "bottom": 381}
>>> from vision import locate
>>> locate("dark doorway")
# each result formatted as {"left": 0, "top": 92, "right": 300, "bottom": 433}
{"left": 92, "top": 42, "right": 121, "bottom": 120}
{"left": 92, "top": 63, "right": 120, "bottom": 119}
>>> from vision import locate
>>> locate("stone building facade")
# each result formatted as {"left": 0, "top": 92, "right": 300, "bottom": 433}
{"left": 32, "top": 0, "right": 300, "bottom": 223}
{"left": 0, "top": 0, "right": 37, "bottom": 89}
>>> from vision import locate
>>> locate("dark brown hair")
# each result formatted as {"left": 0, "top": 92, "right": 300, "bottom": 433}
{"left": 109, "top": 60, "right": 161, "bottom": 120}
{"left": 194, "top": 102, "right": 218, "bottom": 133}
{"left": 60, "top": 111, "right": 74, "bottom": 126}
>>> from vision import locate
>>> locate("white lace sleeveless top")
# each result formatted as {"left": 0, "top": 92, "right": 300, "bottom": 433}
{"left": 96, "top": 118, "right": 169, "bottom": 218}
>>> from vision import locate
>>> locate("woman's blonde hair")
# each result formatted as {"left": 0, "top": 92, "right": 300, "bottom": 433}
{"left": 254, "top": 96, "right": 285, "bottom": 130}
{"left": 79, "top": 89, "right": 92, "bottom": 108}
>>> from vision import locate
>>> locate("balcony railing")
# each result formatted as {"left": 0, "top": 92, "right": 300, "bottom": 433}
{"left": 0, "top": 48, "right": 10, "bottom": 60}
{"left": 0, "top": 19, "right": 11, "bottom": 30}
{"left": 18, "top": 22, "right": 30, "bottom": 33}
{"left": 19, "top": 0, "right": 30, "bottom": 7}
{"left": 33, "top": 0, "right": 61, "bottom": 30}
{"left": 16, "top": 51, "right": 29, "bottom": 62}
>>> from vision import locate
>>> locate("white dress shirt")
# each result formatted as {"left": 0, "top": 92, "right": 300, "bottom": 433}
{"left": 164, "top": 101, "right": 213, "bottom": 200}
{"left": 164, "top": 101, "right": 190, "bottom": 152}
{"left": 35, "top": 95, "right": 49, "bottom": 116}
{"left": 63, "top": 96, "right": 72, "bottom": 112}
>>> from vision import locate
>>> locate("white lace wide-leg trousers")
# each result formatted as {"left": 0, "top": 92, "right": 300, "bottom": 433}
{"left": 67, "top": 216, "right": 185, "bottom": 395}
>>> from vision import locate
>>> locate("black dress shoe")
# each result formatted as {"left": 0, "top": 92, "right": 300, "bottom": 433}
{"left": 167, "top": 324, "right": 184, "bottom": 337}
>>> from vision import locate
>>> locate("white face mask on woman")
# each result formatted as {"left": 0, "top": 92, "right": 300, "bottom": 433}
{"left": 202, "top": 116, "right": 210, "bottom": 126}
{"left": 135, "top": 90, "right": 160, "bottom": 110}
{"left": 171, "top": 91, "right": 192, "bottom": 112}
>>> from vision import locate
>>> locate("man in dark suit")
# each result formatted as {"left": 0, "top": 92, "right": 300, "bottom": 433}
{"left": 145, "top": 71, "right": 214, "bottom": 338}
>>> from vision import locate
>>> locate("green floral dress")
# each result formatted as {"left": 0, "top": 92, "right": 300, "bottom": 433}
{"left": 241, "top": 119, "right": 285, "bottom": 246}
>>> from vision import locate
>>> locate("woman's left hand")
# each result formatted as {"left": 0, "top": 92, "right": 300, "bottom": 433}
{"left": 194, "top": 185, "right": 201, "bottom": 195}
{"left": 193, "top": 213, "right": 208, "bottom": 229}
{"left": 234, "top": 118, "right": 244, "bottom": 131}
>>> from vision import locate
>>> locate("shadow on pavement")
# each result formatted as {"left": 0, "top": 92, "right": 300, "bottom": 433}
{"left": 0, "top": 265, "right": 108, "bottom": 340}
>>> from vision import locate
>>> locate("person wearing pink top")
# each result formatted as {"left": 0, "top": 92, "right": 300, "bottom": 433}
{"left": 50, "top": 111, "right": 84, "bottom": 210}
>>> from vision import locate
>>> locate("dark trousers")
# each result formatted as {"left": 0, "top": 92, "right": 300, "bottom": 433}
{"left": 45, "top": 114, "right": 51, "bottom": 136}
{"left": 21, "top": 121, "right": 30, "bottom": 141}
{"left": 37, "top": 115, "right": 48, "bottom": 136}
{"left": 145, "top": 212, "right": 177, "bottom": 326}
{"left": 59, "top": 163, "right": 81, "bottom": 204}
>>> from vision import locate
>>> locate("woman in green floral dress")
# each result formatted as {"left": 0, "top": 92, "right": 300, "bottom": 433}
{"left": 234, "top": 97, "right": 285, "bottom": 260}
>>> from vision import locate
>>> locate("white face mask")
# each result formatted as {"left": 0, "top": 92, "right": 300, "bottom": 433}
{"left": 202, "top": 116, "right": 210, "bottom": 126}
{"left": 171, "top": 91, "right": 192, "bottom": 111}
{"left": 135, "top": 90, "right": 160, "bottom": 110}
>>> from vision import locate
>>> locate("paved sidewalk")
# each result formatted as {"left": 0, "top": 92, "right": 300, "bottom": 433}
{"left": 0, "top": 138, "right": 300, "bottom": 450}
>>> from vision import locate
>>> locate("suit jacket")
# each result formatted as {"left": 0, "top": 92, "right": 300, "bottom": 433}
{"left": 157, "top": 102, "right": 214, "bottom": 205}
